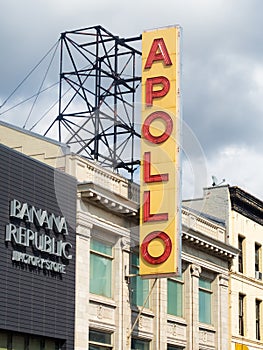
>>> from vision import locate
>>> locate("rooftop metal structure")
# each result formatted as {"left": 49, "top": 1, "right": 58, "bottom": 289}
{"left": 45, "top": 25, "right": 142, "bottom": 180}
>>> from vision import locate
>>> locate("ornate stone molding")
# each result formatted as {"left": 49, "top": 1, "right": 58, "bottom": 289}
{"left": 182, "top": 231, "right": 237, "bottom": 260}
{"left": 219, "top": 274, "right": 229, "bottom": 287}
{"left": 190, "top": 264, "right": 202, "bottom": 277}
{"left": 121, "top": 237, "right": 131, "bottom": 252}
{"left": 97, "top": 305, "right": 104, "bottom": 319}
{"left": 78, "top": 182, "right": 138, "bottom": 217}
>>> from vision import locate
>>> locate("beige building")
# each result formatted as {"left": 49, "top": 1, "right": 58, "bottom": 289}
{"left": 1, "top": 122, "right": 239, "bottom": 350}
{"left": 73, "top": 164, "right": 237, "bottom": 350}
{"left": 184, "top": 185, "right": 263, "bottom": 350}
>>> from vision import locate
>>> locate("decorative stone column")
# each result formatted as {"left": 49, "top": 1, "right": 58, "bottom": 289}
{"left": 187, "top": 264, "right": 202, "bottom": 350}
{"left": 115, "top": 236, "right": 131, "bottom": 350}
{"left": 218, "top": 274, "right": 229, "bottom": 350}
{"left": 149, "top": 277, "right": 168, "bottom": 350}
{"left": 74, "top": 210, "right": 93, "bottom": 350}
{"left": 158, "top": 278, "right": 168, "bottom": 350}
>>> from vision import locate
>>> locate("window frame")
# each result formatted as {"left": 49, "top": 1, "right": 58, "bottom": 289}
{"left": 238, "top": 235, "right": 245, "bottom": 273}
{"left": 239, "top": 293, "right": 245, "bottom": 336}
{"left": 90, "top": 238, "right": 114, "bottom": 298}
{"left": 131, "top": 337, "right": 150, "bottom": 350}
{"left": 89, "top": 329, "right": 113, "bottom": 350}
{"left": 130, "top": 250, "right": 150, "bottom": 308}
{"left": 167, "top": 276, "right": 184, "bottom": 317}
{"left": 256, "top": 299, "right": 261, "bottom": 340}
{"left": 199, "top": 278, "right": 212, "bottom": 325}
{"left": 255, "top": 242, "right": 261, "bottom": 273}
{"left": 167, "top": 345, "right": 184, "bottom": 350}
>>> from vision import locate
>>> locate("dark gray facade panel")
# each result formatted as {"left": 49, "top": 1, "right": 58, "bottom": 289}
{"left": 0, "top": 144, "right": 76, "bottom": 349}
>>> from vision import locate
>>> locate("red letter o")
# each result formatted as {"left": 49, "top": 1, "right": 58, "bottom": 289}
{"left": 142, "top": 111, "right": 173, "bottom": 144}
{"left": 141, "top": 231, "right": 172, "bottom": 265}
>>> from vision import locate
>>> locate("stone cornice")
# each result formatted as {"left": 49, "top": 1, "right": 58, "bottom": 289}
{"left": 229, "top": 186, "right": 263, "bottom": 226}
{"left": 78, "top": 182, "right": 138, "bottom": 217}
{"left": 182, "top": 230, "right": 238, "bottom": 260}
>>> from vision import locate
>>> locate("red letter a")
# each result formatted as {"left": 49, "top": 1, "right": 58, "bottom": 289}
{"left": 144, "top": 38, "right": 172, "bottom": 69}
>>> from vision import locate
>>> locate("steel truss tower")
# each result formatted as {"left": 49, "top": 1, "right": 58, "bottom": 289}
{"left": 45, "top": 25, "right": 142, "bottom": 179}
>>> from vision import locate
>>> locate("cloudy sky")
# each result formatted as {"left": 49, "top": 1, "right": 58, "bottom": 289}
{"left": 1, "top": 0, "right": 263, "bottom": 200}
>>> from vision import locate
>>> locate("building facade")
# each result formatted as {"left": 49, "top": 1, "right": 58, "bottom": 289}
{"left": 0, "top": 143, "right": 76, "bottom": 349}
{"left": 184, "top": 185, "right": 263, "bottom": 350}
{"left": 0, "top": 123, "right": 239, "bottom": 349}
{"left": 67, "top": 156, "right": 236, "bottom": 350}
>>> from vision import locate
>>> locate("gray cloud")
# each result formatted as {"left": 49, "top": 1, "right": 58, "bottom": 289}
{"left": 1, "top": 0, "right": 263, "bottom": 198}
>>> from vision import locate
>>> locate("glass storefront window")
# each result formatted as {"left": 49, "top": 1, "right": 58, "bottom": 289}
{"left": 0, "top": 332, "right": 59, "bottom": 350}
{"left": 45, "top": 340, "right": 57, "bottom": 350}
{"left": 12, "top": 335, "right": 24, "bottom": 350}
{"left": 28, "top": 338, "right": 41, "bottom": 350}
{"left": 0, "top": 333, "right": 7, "bottom": 350}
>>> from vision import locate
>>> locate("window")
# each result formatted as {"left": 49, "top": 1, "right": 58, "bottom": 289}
{"left": 131, "top": 252, "right": 149, "bottom": 307}
{"left": 28, "top": 338, "right": 43, "bottom": 350}
{"left": 238, "top": 235, "right": 244, "bottom": 273}
{"left": 0, "top": 332, "right": 60, "bottom": 350}
{"left": 0, "top": 332, "right": 7, "bottom": 350}
{"left": 90, "top": 239, "right": 113, "bottom": 298}
{"left": 89, "top": 330, "right": 112, "bottom": 350}
{"left": 167, "top": 276, "right": 183, "bottom": 317}
{"left": 167, "top": 346, "right": 184, "bottom": 350}
{"left": 256, "top": 299, "right": 261, "bottom": 340}
{"left": 131, "top": 338, "right": 150, "bottom": 350}
{"left": 239, "top": 294, "right": 245, "bottom": 336}
{"left": 199, "top": 278, "right": 212, "bottom": 324}
{"left": 255, "top": 243, "right": 261, "bottom": 277}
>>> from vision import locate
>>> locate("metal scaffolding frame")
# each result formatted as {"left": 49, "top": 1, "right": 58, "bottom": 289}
{"left": 45, "top": 25, "right": 142, "bottom": 180}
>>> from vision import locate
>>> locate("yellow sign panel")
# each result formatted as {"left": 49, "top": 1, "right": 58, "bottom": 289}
{"left": 235, "top": 344, "right": 249, "bottom": 350}
{"left": 139, "top": 26, "right": 182, "bottom": 278}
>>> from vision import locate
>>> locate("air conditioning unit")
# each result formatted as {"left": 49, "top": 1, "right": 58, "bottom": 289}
{"left": 255, "top": 271, "right": 262, "bottom": 280}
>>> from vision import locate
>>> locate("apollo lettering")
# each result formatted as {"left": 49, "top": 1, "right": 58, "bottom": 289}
{"left": 144, "top": 37, "right": 172, "bottom": 68}
{"left": 141, "top": 36, "right": 172, "bottom": 264}
{"left": 140, "top": 26, "right": 181, "bottom": 277}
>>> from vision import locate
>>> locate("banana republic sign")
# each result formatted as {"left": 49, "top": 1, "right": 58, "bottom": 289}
{"left": 5, "top": 199, "right": 72, "bottom": 274}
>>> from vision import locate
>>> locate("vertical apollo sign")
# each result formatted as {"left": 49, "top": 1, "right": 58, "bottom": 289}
{"left": 140, "top": 26, "right": 182, "bottom": 278}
